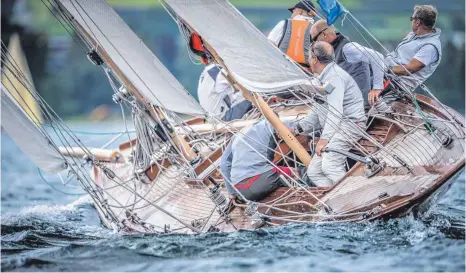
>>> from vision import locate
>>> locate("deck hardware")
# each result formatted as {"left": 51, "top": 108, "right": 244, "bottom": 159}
{"left": 391, "top": 155, "right": 413, "bottom": 173}
{"left": 125, "top": 210, "right": 143, "bottom": 225}
{"left": 313, "top": 95, "right": 326, "bottom": 104}
{"left": 189, "top": 156, "right": 201, "bottom": 166}
{"left": 209, "top": 184, "right": 229, "bottom": 214}
{"left": 432, "top": 129, "right": 453, "bottom": 148}
{"left": 207, "top": 142, "right": 217, "bottom": 151}
{"left": 101, "top": 166, "right": 116, "bottom": 179}
{"left": 419, "top": 186, "right": 428, "bottom": 193}
{"left": 112, "top": 86, "right": 131, "bottom": 104}
{"left": 135, "top": 170, "right": 151, "bottom": 184}
{"left": 207, "top": 226, "right": 220, "bottom": 233}
{"left": 378, "top": 192, "right": 389, "bottom": 199}
{"left": 207, "top": 176, "right": 219, "bottom": 187}
{"left": 322, "top": 148, "right": 384, "bottom": 177}
{"left": 364, "top": 193, "right": 390, "bottom": 206}
{"left": 87, "top": 49, "right": 104, "bottom": 65}
{"left": 365, "top": 161, "right": 385, "bottom": 178}
{"left": 245, "top": 202, "right": 259, "bottom": 216}
{"left": 362, "top": 205, "right": 384, "bottom": 219}
{"left": 441, "top": 135, "right": 453, "bottom": 147}
{"left": 244, "top": 202, "right": 265, "bottom": 228}
{"left": 82, "top": 154, "right": 92, "bottom": 163}
{"left": 153, "top": 120, "right": 172, "bottom": 142}
{"left": 251, "top": 213, "right": 266, "bottom": 229}
{"left": 323, "top": 204, "right": 334, "bottom": 215}
{"left": 191, "top": 218, "right": 206, "bottom": 230}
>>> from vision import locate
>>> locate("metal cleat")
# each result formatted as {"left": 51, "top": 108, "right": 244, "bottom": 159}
{"left": 250, "top": 213, "right": 266, "bottom": 229}
{"left": 191, "top": 218, "right": 206, "bottom": 230}
{"left": 207, "top": 225, "right": 220, "bottom": 233}
{"left": 245, "top": 202, "right": 259, "bottom": 217}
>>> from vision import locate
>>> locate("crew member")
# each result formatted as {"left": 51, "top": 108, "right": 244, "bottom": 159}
{"left": 310, "top": 19, "right": 385, "bottom": 109}
{"left": 197, "top": 63, "right": 252, "bottom": 121}
{"left": 268, "top": 0, "right": 316, "bottom": 67}
{"left": 296, "top": 42, "right": 366, "bottom": 187}
{"left": 220, "top": 119, "right": 294, "bottom": 201}
{"left": 369, "top": 5, "right": 442, "bottom": 104}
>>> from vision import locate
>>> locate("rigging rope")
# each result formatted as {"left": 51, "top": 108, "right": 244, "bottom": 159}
{"left": 37, "top": 168, "right": 87, "bottom": 196}
{"left": 40, "top": 124, "right": 136, "bottom": 135}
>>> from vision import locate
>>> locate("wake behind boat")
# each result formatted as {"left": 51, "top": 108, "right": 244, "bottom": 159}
{"left": 1, "top": 0, "right": 464, "bottom": 234}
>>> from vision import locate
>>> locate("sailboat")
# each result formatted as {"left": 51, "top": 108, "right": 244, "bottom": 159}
{"left": 1, "top": 0, "right": 464, "bottom": 234}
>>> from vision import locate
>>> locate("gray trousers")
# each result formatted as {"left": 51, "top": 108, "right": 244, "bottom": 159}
{"left": 222, "top": 100, "right": 253, "bottom": 121}
{"left": 235, "top": 169, "right": 281, "bottom": 201}
{"left": 307, "top": 123, "right": 364, "bottom": 187}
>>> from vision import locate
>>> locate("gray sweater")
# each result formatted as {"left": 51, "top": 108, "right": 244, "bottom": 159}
{"left": 220, "top": 119, "right": 275, "bottom": 194}
{"left": 220, "top": 119, "right": 296, "bottom": 194}
{"left": 299, "top": 62, "right": 367, "bottom": 140}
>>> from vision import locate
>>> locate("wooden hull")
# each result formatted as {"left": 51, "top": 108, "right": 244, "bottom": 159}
{"left": 374, "top": 164, "right": 464, "bottom": 221}
{"left": 89, "top": 96, "right": 465, "bottom": 234}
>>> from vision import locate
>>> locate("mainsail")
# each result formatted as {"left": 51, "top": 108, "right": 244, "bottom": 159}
{"left": 161, "top": 0, "right": 314, "bottom": 94}
{"left": 56, "top": 0, "right": 205, "bottom": 116}
{"left": 1, "top": 83, "right": 67, "bottom": 173}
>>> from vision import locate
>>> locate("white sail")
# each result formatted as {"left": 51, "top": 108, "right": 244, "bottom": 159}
{"left": 1, "top": 84, "right": 67, "bottom": 173}
{"left": 2, "top": 33, "right": 44, "bottom": 124}
{"left": 162, "top": 0, "right": 313, "bottom": 94}
{"left": 56, "top": 0, "right": 205, "bottom": 116}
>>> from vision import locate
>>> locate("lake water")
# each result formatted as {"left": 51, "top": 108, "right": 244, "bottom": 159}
{"left": 1, "top": 123, "right": 465, "bottom": 272}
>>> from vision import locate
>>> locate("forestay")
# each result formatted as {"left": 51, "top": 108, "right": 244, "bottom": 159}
{"left": 56, "top": 0, "right": 205, "bottom": 116}
{"left": 162, "top": 0, "right": 314, "bottom": 94}
{"left": 1, "top": 84, "right": 67, "bottom": 173}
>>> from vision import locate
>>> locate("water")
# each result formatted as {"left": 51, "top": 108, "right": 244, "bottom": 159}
{"left": 2, "top": 124, "right": 465, "bottom": 272}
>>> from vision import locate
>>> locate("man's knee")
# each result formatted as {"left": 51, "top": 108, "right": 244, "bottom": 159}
{"left": 321, "top": 154, "right": 345, "bottom": 180}
{"left": 306, "top": 157, "right": 322, "bottom": 178}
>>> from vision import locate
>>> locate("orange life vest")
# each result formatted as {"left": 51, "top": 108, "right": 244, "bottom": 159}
{"left": 278, "top": 19, "right": 312, "bottom": 67}
{"left": 189, "top": 33, "right": 209, "bottom": 64}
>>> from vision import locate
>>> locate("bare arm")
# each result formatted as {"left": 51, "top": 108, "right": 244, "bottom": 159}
{"left": 370, "top": 60, "right": 425, "bottom": 105}
{"left": 392, "top": 58, "right": 426, "bottom": 75}
{"left": 267, "top": 20, "right": 286, "bottom": 46}
{"left": 392, "top": 44, "right": 438, "bottom": 76}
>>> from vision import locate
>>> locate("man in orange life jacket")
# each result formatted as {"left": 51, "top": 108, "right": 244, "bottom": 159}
{"left": 268, "top": 0, "right": 316, "bottom": 67}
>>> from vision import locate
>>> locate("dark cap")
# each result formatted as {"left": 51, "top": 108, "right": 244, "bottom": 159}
{"left": 288, "top": 1, "right": 316, "bottom": 13}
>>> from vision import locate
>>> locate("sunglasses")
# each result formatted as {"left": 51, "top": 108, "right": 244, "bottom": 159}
{"left": 410, "top": 16, "right": 419, "bottom": 22}
{"left": 312, "top": 27, "right": 328, "bottom": 42}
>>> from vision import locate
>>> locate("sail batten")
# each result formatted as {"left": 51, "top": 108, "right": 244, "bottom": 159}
{"left": 1, "top": 84, "right": 67, "bottom": 173}
{"left": 162, "top": 0, "right": 313, "bottom": 94}
{"left": 56, "top": 0, "right": 205, "bottom": 116}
